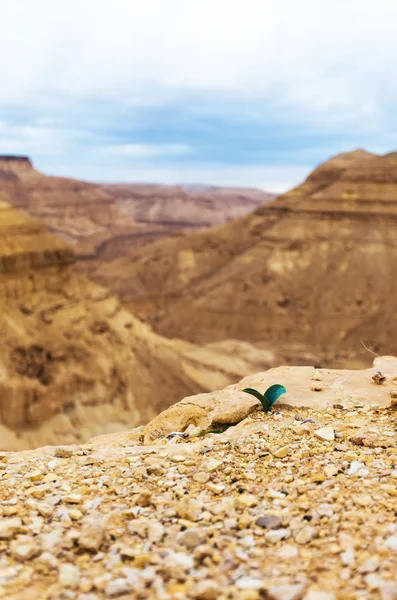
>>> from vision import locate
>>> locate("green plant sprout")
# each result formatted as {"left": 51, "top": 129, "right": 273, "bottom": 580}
{"left": 242, "top": 384, "right": 286, "bottom": 412}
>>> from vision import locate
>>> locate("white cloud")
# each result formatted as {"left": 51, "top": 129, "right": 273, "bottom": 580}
{"left": 106, "top": 143, "right": 191, "bottom": 158}
{"left": 0, "top": 0, "right": 396, "bottom": 125}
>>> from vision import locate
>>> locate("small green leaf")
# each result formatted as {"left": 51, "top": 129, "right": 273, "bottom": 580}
{"left": 242, "top": 384, "right": 286, "bottom": 412}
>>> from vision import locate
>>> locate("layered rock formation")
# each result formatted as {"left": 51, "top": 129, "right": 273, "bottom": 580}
{"left": 103, "top": 182, "right": 274, "bottom": 229}
{"left": 0, "top": 201, "right": 276, "bottom": 451}
{"left": 2, "top": 357, "right": 397, "bottom": 599}
{"left": 95, "top": 149, "right": 397, "bottom": 366}
{"left": 0, "top": 156, "right": 274, "bottom": 273}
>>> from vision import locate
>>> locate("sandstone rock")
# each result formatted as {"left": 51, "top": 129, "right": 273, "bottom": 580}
{"left": 58, "top": 563, "right": 80, "bottom": 588}
{"left": 78, "top": 514, "right": 106, "bottom": 551}
{"left": 314, "top": 427, "right": 335, "bottom": 442}
{"left": 0, "top": 517, "right": 22, "bottom": 539}
{"left": 255, "top": 515, "right": 282, "bottom": 530}
{"left": 10, "top": 535, "right": 40, "bottom": 561}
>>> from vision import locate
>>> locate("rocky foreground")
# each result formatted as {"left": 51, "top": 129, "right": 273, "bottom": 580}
{"left": 2, "top": 358, "right": 397, "bottom": 599}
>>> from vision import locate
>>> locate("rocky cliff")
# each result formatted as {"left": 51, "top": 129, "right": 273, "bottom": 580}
{"left": 102, "top": 182, "right": 274, "bottom": 228}
{"left": 0, "top": 201, "right": 275, "bottom": 451}
{"left": 0, "top": 156, "right": 274, "bottom": 274}
{"left": 94, "top": 149, "right": 397, "bottom": 366}
{"left": 1, "top": 356, "right": 397, "bottom": 599}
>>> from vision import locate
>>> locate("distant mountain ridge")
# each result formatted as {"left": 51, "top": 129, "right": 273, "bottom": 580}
{"left": 91, "top": 149, "right": 397, "bottom": 367}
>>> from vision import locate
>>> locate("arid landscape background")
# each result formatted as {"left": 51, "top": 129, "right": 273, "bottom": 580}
{"left": 2, "top": 2, "right": 397, "bottom": 598}
{"left": 0, "top": 148, "right": 395, "bottom": 450}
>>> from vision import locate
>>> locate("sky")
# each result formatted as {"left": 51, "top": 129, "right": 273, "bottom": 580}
{"left": 0, "top": 0, "right": 396, "bottom": 192}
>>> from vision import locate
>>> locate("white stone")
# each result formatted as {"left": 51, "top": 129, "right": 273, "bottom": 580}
{"left": 265, "top": 528, "right": 290, "bottom": 544}
{"left": 59, "top": 563, "right": 80, "bottom": 589}
{"left": 10, "top": 535, "right": 40, "bottom": 561}
{"left": 78, "top": 514, "right": 105, "bottom": 551}
{"left": 0, "top": 518, "right": 22, "bottom": 539}
{"left": 236, "top": 577, "right": 263, "bottom": 590}
{"left": 314, "top": 426, "right": 335, "bottom": 442}
{"left": 105, "top": 578, "right": 132, "bottom": 597}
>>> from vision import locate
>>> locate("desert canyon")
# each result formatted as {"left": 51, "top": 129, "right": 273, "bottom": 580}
{"left": 2, "top": 150, "right": 397, "bottom": 600}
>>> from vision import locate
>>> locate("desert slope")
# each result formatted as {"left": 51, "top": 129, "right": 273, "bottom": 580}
{"left": 0, "top": 156, "right": 274, "bottom": 271}
{"left": 93, "top": 149, "right": 397, "bottom": 366}
{"left": 1, "top": 357, "right": 397, "bottom": 599}
{"left": 0, "top": 200, "right": 276, "bottom": 451}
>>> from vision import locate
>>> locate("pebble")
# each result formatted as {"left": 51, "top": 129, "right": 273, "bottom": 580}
{"left": 78, "top": 514, "right": 106, "bottom": 551}
{"left": 265, "top": 528, "right": 290, "bottom": 544}
{"left": 175, "top": 499, "right": 203, "bottom": 521}
{"left": 59, "top": 563, "right": 80, "bottom": 588}
{"left": 268, "top": 584, "right": 306, "bottom": 600}
{"left": 303, "top": 592, "right": 336, "bottom": 600}
{"left": 255, "top": 514, "right": 282, "bottom": 530}
{"left": 273, "top": 445, "right": 290, "bottom": 458}
{"left": 0, "top": 518, "right": 22, "bottom": 539}
{"left": 314, "top": 426, "right": 335, "bottom": 442}
{"left": 105, "top": 578, "right": 132, "bottom": 597}
{"left": 236, "top": 494, "right": 258, "bottom": 508}
{"left": 55, "top": 448, "right": 74, "bottom": 459}
{"left": 176, "top": 528, "right": 206, "bottom": 549}
{"left": 206, "top": 458, "right": 223, "bottom": 472}
{"left": 236, "top": 577, "right": 263, "bottom": 590}
{"left": 190, "top": 579, "right": 221, "bottom": 599}
{"left": 294, "top": 526, "right": 316, "bottom": 544}
{"left": 192, "top": 472, "right": 210, "bottom": 484}
{"left": 10, "top": 535, "right": 40, "bottom": 561}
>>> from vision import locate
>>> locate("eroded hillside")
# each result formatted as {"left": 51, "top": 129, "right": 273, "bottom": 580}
{"left": 92, "top": 150, "right": 397, "bottom": 366}
{"left": 0, "top": 201, "right": 276, "bottom": 451}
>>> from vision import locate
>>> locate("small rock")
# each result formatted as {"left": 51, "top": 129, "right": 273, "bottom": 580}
{"left": 55, "top": 447, "right": 74, "bottom": 458}
{"left": 236, "top": 577, "right": 263, "bottom": 591}
{"left": 175, "top": 499, "right": 203, "bottom": 521}
{"left": 353, "top": 494, "right": 372, "bottom": 507}
{"left": 268, "top": 584, "right": 306, "bottom": 600}
{"left": 59, "top": 563, "right": 80, "bottom": 589}
{"left": 294, "top": 526, "right": 316, "bottom": 545}
{"left": 255, "top": 514, "right": 282, "bottom": 530}
{"left": 390, "top": 388, "right": 397, "bottom": 399}
{"left": 190, "top": 579, "right": 221, "bottom": 599}
{"left": 347, "top": 461, "right": 366, "bottom": 476}
{"left": 0, "top": 517, "right": 22, "bottom": 539}
{"left": 273, "top": 445, "right": 290, "bottom": 458}
{"left": 78, "top": 514, "right": 106, "bottom": 551}
{"left": 192, "top": 472, "right": 210, "bottom": 484}
{"left": 236, "top": 494, "right": 258, "bottom": 508}
{"left": 276, "top": 544, "right": 298, "bottom": 559}
{"left": 380, "top": 582, "right": 397, "bottom": 600}
{"left": 29, "top": 470, "right": 44, "bottom": 482}
{"left": 341, "top": 547, "right": 355, "bottom": 566}
{"left": 206, "top": 483, "right": 225, "bottom": 494}
{"left": 365, "top": 573, "right": 386, "bottom": 589}
{"left": 303, "top": 592, "right": 336, "bottom": 600}
{"left": 177, "top": 528, "right": 206, "bottom": 549}
{"left": 311, "top": 384, "right": 323, "bottom": 392}
{"left": 105, "top": 578, "right": 132, "bottom": 597}
{"left": 64, "top": 494, "right": 82, "bottom": 504}
{"left": 359, "top": 557, "right": 380, "bottom": 573}
{"left": 36, "top": 552, "right": 58, "bottom": 569}
{"left": 384, "top": 535, "right": 397, "bottom": 551}
{"left": 147, "top": 522, "right": 165, "bottom": 543}
{"left": 206, "top": 458, "right": 223, "bottom": 472}
{"left": 314, "top": 426, "right": 335, "bottom": 442}
{"left": 265, "top": 528, "right": 290, "bottom": 544}
{"left": 10, "top": 535, "right": 40, "bottom": 561}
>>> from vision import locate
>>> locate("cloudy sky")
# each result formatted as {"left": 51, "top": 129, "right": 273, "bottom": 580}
{"left": 0, "top": 0, "right": 396, "bottom": 192}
